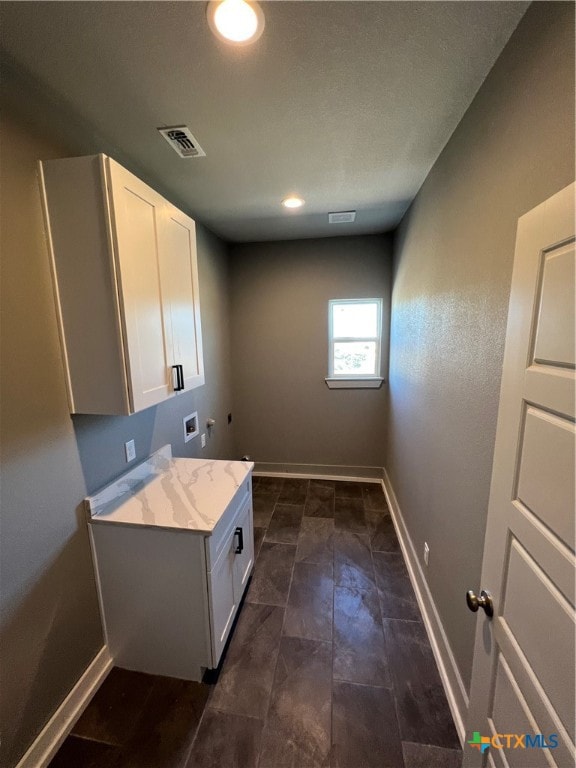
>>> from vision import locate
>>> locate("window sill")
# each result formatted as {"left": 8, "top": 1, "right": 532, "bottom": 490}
{"left": 325, "top": 377, "right": 384, "bottom": 390}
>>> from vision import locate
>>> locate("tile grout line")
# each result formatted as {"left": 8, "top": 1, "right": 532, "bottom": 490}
{"left": 189, "top": 480, "right": 401, "bottom": 768}
{"left": 364, "top": 485, "right": 408, "bottom": 768}
{"left": 256, "top": 475, "right": 299, "bottom": 768}
{"left": 330, "top": 488, "right": 337, "bottom": 768}
{"left": 65, "top": 733, "right": 120, "bottom": 748}
{"left": 179, "top": 688, "right": 211, "bottom": 767}
{"left": 57, "top": 482, "right": 426, "bottom": 768}
{"left": 187, "top": 480, "right": 286, "bottom": 768}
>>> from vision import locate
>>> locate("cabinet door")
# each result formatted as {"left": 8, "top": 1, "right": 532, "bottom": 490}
{"left": 208, "top": 532, "right": 238, "bottom": 666}
{"left": 233, "top": 496, "right": 254, "bottom": 604}
{"left": 159, "top": 206, "right": 205, "bottom": 391}
{"left": 105, "top": 159, "right": 172, "bottom": 412}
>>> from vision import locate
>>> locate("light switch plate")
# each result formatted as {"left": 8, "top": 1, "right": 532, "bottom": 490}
{"left": 125, "top": 439, "right": 136, "bottom": 462}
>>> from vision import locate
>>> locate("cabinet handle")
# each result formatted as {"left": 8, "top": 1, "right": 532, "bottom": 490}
{"left": 234, "top": 526, "right": 244, "bottom": 554}
{"left": 172, "top": 364, "right": 185, "bottom": 392}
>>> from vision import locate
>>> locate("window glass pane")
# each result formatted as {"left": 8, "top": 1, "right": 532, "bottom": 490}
{"left": 332, "top": 302, "right": 378, "bottom": 338}
{"left": 333, "top": 341, "right": 376, "bottom": 375}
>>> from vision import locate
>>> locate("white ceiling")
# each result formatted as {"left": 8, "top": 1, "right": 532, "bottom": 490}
{"left": 0, "top": 1, "right": 529, "bottom": 242}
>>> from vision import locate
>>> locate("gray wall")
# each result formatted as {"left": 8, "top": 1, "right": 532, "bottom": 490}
{"left": 0, "top": 109, "right": 234, "bottom": 767}
{"left": 230, "top": 236, "right": 391, "bottom": 472}
{"left": 386, "top": 1, "right": 575, "bottom": 694}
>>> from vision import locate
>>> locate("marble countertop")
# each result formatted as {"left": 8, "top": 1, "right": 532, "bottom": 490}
{"left": 85, "top": 445, "right": 253, "bottom": 533}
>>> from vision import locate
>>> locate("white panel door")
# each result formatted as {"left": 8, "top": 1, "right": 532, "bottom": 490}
{"left": 159, "top": 205, "right": 204, "bottom": 392}
{"left": 106, "top": 158, "right": 171, "bottom": 411}
{"left": 464, "top": 183, "right": 575, "bottom": 767}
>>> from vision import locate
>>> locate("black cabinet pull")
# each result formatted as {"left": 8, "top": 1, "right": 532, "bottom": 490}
{"left": 234, "top": 526, "right": 244, "bottom": 554}
{"left": 172, "top": 364, "right": 185, "bottom": 391}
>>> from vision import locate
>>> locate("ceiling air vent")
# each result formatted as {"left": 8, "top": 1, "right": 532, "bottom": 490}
{"left": 328, "top": 211, "right": 356, "bottom": 224}
{"left": 157, "top": 126, "right": 206, "bottom": 158}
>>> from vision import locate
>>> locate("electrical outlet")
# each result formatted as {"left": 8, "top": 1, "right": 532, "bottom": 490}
{"left": 201, "top": 433, "right": 206, "bottom": 448}
{"left": 424, "top": 542, "right": 430, "bottom": 566}
{"left": 125, "top": 439, "right": 136, "bottom": 463}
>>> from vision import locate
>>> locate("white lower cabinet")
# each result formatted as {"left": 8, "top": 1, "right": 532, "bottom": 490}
{"left": 89, "top": 471, "right": 254, "bottom": 681}
{"left": 208, "top": 541, "right": 238, "bottom": 665}
{"left": 233, "top": 497, "right": 255, "bottom": 601}
{"left": 206, "top": 493, "right": 254, "bottom": 664}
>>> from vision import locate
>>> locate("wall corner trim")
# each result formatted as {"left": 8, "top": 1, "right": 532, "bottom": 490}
{"left": 16, "top": 645, "right": 113, "bottom": 768}
{"left": 382, "top": 469, "right": 468, "bottom": 744}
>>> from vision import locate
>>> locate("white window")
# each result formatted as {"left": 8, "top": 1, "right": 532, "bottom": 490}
{"left": 326, "top": 299, "right": 384, "bottom": 389}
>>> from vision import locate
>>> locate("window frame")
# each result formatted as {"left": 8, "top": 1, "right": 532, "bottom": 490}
{"left": 326, "top": 298, "right": 384, "bottom": 389}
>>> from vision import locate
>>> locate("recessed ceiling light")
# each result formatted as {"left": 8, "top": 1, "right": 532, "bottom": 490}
{"left": 282, "top": 196, "right": 305, "bottom": 209}
{"left": 207, "top": 0, "right": 265, "bottom": 45}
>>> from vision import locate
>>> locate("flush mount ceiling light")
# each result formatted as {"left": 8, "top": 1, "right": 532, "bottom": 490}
{"left": 207, "top": 0, "right": 265, "bottom": 45}
{"left": 282, "top": 196, "right": 305, "bottom": 209}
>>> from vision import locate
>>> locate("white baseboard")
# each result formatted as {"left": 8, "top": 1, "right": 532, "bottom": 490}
{"left": 16, "top": 646, "right": 113, "bottom": 768}
{"left": 382, "top": 469, "right": 468, "bottom": 745}
{"left": 254, "top": 462, "right": 383, "bottom": 482}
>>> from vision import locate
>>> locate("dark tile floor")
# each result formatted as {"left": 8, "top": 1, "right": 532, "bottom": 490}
{"left": 49, "top": 477, "right": 462, "bottom": 768}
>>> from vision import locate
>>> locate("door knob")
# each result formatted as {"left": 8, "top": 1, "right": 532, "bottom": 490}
{"left": 466, "top": 589, "right": 494, "bottom": 618}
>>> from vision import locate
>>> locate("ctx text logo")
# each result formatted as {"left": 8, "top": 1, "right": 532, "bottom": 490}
{"left": 468, "top": 731, "right": 559, "bottom": 754}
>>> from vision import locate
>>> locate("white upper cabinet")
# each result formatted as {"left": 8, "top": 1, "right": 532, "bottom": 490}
{"left": 40, "top": 155, "right": 204, "bottom": 415}
{"left": 159, "top": 204, "right": 204, "bottom": 392}
{"left": 105, "top": 158, "right": 173, "bottom": 412}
